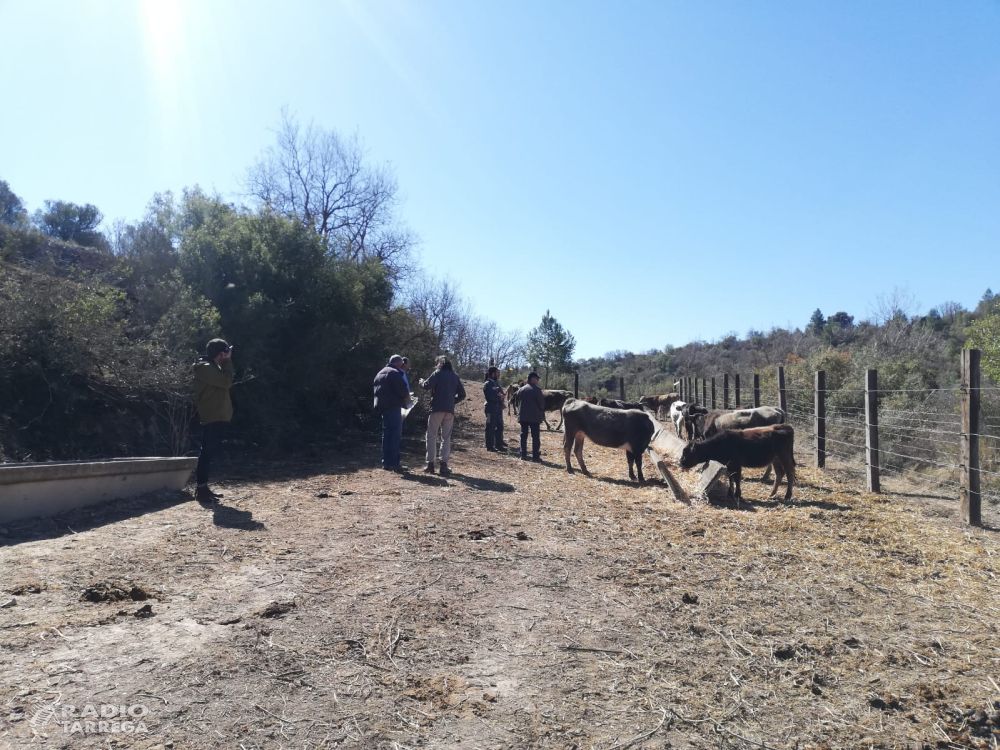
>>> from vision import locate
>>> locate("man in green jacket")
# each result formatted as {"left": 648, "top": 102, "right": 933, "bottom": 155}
{"left": 193, "top": 338, "right": 233, "bottom": 502}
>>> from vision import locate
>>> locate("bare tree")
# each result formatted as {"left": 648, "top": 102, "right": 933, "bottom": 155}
{"left": 868, "top": 286, "right": 919, "bottom": 326}
{"left": 245, "top": 109, "right": 415, "bottom": 279}
{"left": 405, "top": 275, "right": 466, "bottom": 345}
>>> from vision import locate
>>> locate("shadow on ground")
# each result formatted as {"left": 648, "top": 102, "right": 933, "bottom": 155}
{"left": 0, "top": 490, "right": 194, "bottom": 547}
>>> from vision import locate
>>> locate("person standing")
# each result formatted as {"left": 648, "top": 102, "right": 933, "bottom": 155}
{"left": 193, "top": 338, "right": 234, "bottom": 502}
{"left": 421, "top": 356, "right": 466, "bottom": 475}
{"left": 373, "top": 355, "right": 410, "bottom": 472}
{"left": 483, "top": 367, "right": 507, "bottom": 452}
{"left": 517, "top": 372, "right": 546, "bottom": 462}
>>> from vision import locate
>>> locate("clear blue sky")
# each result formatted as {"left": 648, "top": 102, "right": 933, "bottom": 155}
{"left": 2, "top": 1, "right": 998, "bottom": 357}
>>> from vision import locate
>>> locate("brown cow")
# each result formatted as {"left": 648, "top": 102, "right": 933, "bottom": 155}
{"left": 505, "top": 382, "right": 525, "bottom": 416}
{"left": 680, "top": 424, "right": 795, "bottom": 502}
{"left": 639, "top": 392, "right": 680, "bottom": 420}
{"left": 542, "top": 390, "right": 574, "bottom": 430}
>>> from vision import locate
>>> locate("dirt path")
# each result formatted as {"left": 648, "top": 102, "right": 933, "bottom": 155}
{"left": 3, "top": 388, "right": 1000, "bottom": 749}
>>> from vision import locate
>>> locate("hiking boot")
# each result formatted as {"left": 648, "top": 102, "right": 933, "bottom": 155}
{"left": 423, "top": 463, "right": 435, "bottom": 474}
{"left": 496, "top": 444, "right": 508, "bottom": 452}
{"left": 485, "top": 446, "right": 497, "bottom": 452}
{"left": 439, "top": 463, "right": 452, "bottom": 476}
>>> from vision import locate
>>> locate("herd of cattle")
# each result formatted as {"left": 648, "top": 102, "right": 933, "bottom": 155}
{"left": 503, "top": 383, "right": 795, "bottom": 502}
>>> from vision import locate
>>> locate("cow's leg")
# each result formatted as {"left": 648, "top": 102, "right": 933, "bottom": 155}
{"left": 761, "top": 465, "right": 773, "bottom": 483}
{"left": 564, "top": 430, "right": 575, "bottom": 473}
{"left": 556, "top": 410, "right": 564, "bottom": 431}
{"left": 574, "top": 434, "right": 590, "bottom": 476}
{"left": 782, "top": 450, "right": 795, "bottom": 500}
{"left": 769, "top": 459, "right": 785, "bottom": 498}
{"left": 626, "top": 450, "right": 636, "bottom": 481}
{"left": 634, "top": 450, "right": 645, "bottom": 484}
{"left": 543, "top": 413, "right": 552, "bottom": 431}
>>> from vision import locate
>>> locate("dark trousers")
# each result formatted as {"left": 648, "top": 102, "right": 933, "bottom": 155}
{"left": 196, "top": 421, "right": 227, "bottom": 486}
{"left": 485, "top": 407, "right": 504, "bottom": 449}
{"left": 381, "top": 408, "right": 403, "bottom": 467}
{"left": 520, "top": 421, "right": 540, "bottom": 459}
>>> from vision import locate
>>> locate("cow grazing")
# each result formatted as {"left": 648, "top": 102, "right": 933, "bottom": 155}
{"left": 562, "top": 400, "right": 656, "bottom": 483}
{"left": 701, "top": 406, "right": 786, "bottom": 439}
{"left": 542, "top": 390, "right": 574, "bottom": 431}
{"left": 639, "top": 392, "right": 680, "bottom": 420}
{"left": 680, "top": 424, "right": 796, "bottom": 501}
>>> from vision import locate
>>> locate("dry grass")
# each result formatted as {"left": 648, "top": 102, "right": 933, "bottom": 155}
{"left": 2, "top": 386, "right": 1000, "bottom": 749}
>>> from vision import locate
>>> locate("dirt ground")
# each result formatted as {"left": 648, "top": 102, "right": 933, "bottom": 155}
{"left": 3, "top": 387, "right": 1000, "bottom": 750}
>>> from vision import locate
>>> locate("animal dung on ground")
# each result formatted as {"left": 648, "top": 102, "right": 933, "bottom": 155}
{"left": 259, "top": 601, "right": 296, "bottom": 618}
{"left": 9, "top": 583, "right": 43, "bottom": 595}
{"left": 681, "top": 592, "right": 699, "bottom": 605}
{"left": 80, "top": 583, "right": 154, "bottom": 603}
{"left": 133, "top": 604, "right": 154, "bottom": 618}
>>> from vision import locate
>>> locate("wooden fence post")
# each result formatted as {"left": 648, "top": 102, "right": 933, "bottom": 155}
{"left": 574, "top": 372, "right": 579, "bottom": 399}
{"left": 753, "top": 374, "right": 761, "bottom": 408}
{"left": 961, "top": 349, "right": 981, "bottom": 526}
{"left": 735, "top": 374, "right": 741, "bottom": 408}
{"left": 619, "top": 376, "right": 626, "bottom": 402}
{"left": 777, "top": 366, "right": 787, "bottom": 414}
{"left": 815, "top": 370, "right": 826, "bottom": 468}
{"left": 711, "top": 377, "right": 716, "bottom": 409}
{"left": 865, "top": 369, "right": 880, "bottom": 493}
{"left": 723, "top": 374, "right": 730, "bottom": 409}
{"left": 702, "top": 378, "right": 707, "bottom": 406}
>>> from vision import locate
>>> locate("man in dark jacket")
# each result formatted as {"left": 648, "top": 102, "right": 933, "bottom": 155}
{"left": 421, "top": 356, "right": 466, "bottom": 474}
{"left": 193, "top": 338, "right": 234, "bottom": 502}
{"left": 517, "top": 372, "right": 546, "bottom": 461}
{"left": 373, "top": 355, "right": 410, "bottom": 472}
{"left": 483, "top": 367, "right": 507, "bottom": 452}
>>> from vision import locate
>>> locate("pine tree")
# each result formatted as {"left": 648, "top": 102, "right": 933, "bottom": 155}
{"left": 808, "top": 309, "right": 826, "bottom": 336}
{"left": 526, "top": 310, "right": 576, "bottom": 388}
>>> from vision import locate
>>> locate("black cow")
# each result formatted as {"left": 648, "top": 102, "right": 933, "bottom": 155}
{"left": 680, "top": 424, "right": 796, "bottom": 501}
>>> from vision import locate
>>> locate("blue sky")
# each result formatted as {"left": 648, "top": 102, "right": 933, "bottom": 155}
{"left": 2, "top": 1, "right": 998, "bottom": 357}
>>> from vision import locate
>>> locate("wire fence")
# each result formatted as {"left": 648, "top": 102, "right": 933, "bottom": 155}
{"left": 676, "top": 359, "right": 1000, "bottom": 523}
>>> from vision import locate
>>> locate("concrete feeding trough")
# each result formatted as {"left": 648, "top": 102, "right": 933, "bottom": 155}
{"left": 645, "top": 418, "right": 729, "bottom": 503}
{"left": 0, "top": 457, "right": 197, "bottom": 525}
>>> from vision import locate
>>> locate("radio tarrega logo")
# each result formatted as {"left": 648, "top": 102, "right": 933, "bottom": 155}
{"left": 28, "top": 694, "right": 150, "bottom": 736}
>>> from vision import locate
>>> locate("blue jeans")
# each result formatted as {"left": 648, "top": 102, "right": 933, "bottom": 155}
{"left": 381, "top": 409, "right": 403, "bottom": 467}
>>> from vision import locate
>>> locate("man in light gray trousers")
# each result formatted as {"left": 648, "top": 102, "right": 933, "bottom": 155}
{"left": 420, "top": 356, "right": 466, "bottom": 475}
